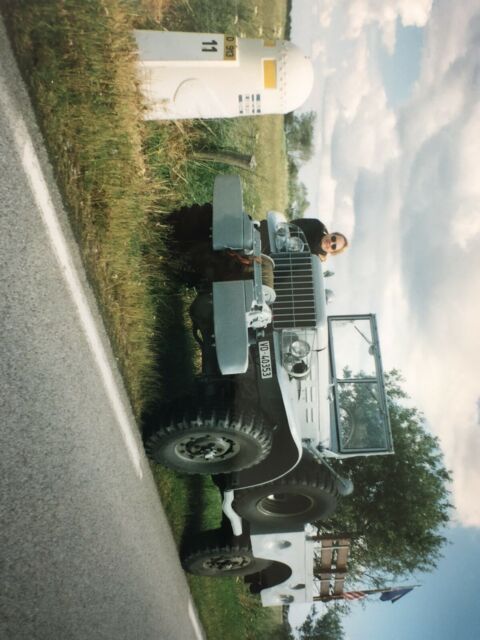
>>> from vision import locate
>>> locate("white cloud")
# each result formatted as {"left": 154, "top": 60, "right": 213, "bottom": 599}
{"left": 310, "top": 38, "right": 327, "bottom": 62}
{"left": 331, "top": 88, "right": 399, "bottom": 179}
{"left": 450, "top": 200, "right": 480, "bottom": 250}
{"left": 388, "top": 2, "right": 480, "bottom": 526}
{"left": 345, "top": 0, "right": 433, "bottom": 51}
{"left": 317, "top": 0, "right": 335, "bottom": 29}
{"left": 449, "top": 105, "right": 480, "bottom": 248}
{"left": 293, "top": 0, "right": 480, "bottom": 526}
{"left": 310, "top": 33, "right": 400, "bottom": 234}
{"left": 407, "top": 332, "right": 480, "bottom": 527}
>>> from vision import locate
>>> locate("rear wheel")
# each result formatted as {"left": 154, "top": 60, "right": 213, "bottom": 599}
{"left": 144, "top": 404, "right": 272, "bottom": 475}
{"left": 182, "top": 531, "right": 272, "bottom": 577}
{"left": 233, "top": 463, "right": 338, "bottom": 527}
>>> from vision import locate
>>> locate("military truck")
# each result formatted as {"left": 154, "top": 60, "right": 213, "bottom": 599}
{"left": 143, "top": 175, "right": 393, "bottom": 604}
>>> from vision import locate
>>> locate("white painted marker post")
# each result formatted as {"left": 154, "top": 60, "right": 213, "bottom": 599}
{"left": 134, "top": 30, "right": 314, "bottom": 120}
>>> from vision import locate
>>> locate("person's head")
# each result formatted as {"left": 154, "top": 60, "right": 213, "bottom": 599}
{"left": 320, "top": 232, "right": 348, "bottom": 258}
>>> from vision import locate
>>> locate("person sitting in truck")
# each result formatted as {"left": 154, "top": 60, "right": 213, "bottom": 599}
{"left": 165, "top": 205, "right": 348, "bottom": 286}
{"left": 290, "top": 218, "right": 348, "bottom": 261}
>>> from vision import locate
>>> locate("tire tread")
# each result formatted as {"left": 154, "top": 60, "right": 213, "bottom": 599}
{"left": 145, "top": 403, "right": 273, "bottom": 474}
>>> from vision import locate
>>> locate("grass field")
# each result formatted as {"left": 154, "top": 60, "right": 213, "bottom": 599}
{"left": 0, "top": 0, "right": 290, "bottom": 637}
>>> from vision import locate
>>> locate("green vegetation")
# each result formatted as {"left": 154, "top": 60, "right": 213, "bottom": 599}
{"left": 295, "top": 606, "right": 345, "bottom": 640}
{"left": 189, "top": 575, "right": 281, "bottom": 640}
{"left": 285, "top": 111, "right": 317, "bottom": 217}
{"left": 159, "top": 0, "right": 287, "bottom": 40}
{"left": 285, "top": 111, "right": 317, "bottom": 163}
{"left": 144, "top": 0, "right": 289, "bottom": 216}
{"left": 1, "top": 0, "right": 163, "bottom": 414}
{"left": 1, "top": 2, "right": 452, "bottom": 636}
{"left": 0, "top": 0, "right": 290, "bottom": 637}
{"left": 322, "top": 370, "right": 452, "bottom": 583}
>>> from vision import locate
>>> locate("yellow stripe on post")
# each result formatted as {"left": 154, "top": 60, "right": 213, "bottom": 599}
{"left": 263, "top": 59, "right": 277, "bottom": 89}
{"left": 223, "top": 35, "right": 237, "bottom": 60}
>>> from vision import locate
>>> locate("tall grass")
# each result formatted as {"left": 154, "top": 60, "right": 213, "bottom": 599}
{"left": 141, "top": 0, "right": 289, "bottom": 216}
{"left": 159, "top": 0, "right": 287, "bottom": 39}
{"left": 2, "top": 0, "right": 166, "bottom": 412}
{"left": 1, "top": 1, "right": 290, "bottom": 637}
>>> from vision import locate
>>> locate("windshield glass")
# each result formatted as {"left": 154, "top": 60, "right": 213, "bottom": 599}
{"left": 329, "top": 317, "right": 392, "bottom": 454}
{"left": 337, "top": 381, "right": 388, "bottom": 450}
{"left": 330, "top": 318, "right": 376, "bottom": 378}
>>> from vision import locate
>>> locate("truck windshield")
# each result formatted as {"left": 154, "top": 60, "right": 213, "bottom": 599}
{"left": 328, "top": 316, "right": 393, "bottom": 454}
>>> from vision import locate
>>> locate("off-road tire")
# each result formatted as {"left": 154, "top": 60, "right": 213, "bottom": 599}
{"left": 145, "top": 404, "right": 272, "bottom": 475}
{"left": 232, "top": 462, "right": 338, "bottom": 526}
{"left": 182, "top": 531, "right": 272, "bottom": 577}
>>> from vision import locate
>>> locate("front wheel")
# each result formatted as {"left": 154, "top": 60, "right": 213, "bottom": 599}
{"left": 144, "top": 404, "right": 272, "bottom": 475}
{"left": 232, "top": 463, "right": 339, "bottom": 527}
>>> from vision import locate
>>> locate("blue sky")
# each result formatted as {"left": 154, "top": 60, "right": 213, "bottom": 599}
{"left": 290, "top": 526, "right": 480, "bottom": 639}
{"left": 289, "top": 0, "right": 480, "bottom": 636}
{"left": 376, "top": 22, "right": 424, "bottom": 107}
{"left": 341, "top": 526, "right": 480, "bottom": 640}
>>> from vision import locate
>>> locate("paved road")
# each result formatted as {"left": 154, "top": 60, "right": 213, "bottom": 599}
{"left": 0, "top": 19, "right": 204, "bottom": 640}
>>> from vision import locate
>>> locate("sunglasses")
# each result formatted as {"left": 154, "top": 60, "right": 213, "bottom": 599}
{"left": 330, "top": 234, "right": 338, "bottom": 251}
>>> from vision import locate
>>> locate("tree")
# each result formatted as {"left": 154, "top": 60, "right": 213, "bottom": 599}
{"left": 285, "top": 111, "right": 317, "bottom": 162}
{"left": 322, "top": 370, "right": 452, "bottom": 581}
{"left": 296, "top": 606, "right": 345, "bottom": 640}
{"left": 284, "top": 112, "right": 315, "bottom": 218}
{"left": 286, "top": 157, "right": 310, "bottom": 218}
{"left": 270, "top": 624, "right": 294, "bottom": 640}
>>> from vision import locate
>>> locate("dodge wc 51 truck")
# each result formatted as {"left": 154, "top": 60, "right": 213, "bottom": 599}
{"left": 143, "top": 175, "right": 393, "bottom": 605}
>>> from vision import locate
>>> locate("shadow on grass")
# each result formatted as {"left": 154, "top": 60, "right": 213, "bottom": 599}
{"left": 141, "top": 269, "right": 198, "bottom": 415}
{"left": 140, "top": 269, "right": 221, "bottom": 545}
{"left": 178, "top": 480, "right": 228, "bottom": 566}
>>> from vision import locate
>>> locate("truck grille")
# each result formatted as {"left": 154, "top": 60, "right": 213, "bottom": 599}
{"left": 271, "top": 252, "right": 316, "bottom": 328}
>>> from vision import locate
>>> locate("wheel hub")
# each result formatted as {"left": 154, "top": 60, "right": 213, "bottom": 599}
{"left": 175, "top": 432, "right": 240, "bottom": 463}
{"left": 257, "top": 492, "right": 315, "bottom": 517}
{"left": 203, "top": 554, "right": 251, "bottom": 572}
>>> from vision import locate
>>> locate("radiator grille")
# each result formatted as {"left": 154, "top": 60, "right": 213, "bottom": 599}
{"left": 271, "top": 252, "right": 316, "bottom": 328}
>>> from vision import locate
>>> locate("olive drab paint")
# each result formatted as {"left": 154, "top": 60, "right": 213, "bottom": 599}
{"left": 134, "top": 30, "right": 314, "bottom": 120}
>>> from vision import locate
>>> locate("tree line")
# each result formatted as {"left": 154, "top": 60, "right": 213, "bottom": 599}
{"left": 284, "top": 111, "right": 316, "bottom": 217}
{"left": 272, "top": 369, "right": 452, "bottom": 639}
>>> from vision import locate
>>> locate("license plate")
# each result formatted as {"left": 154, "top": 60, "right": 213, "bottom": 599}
{"left": 258, "top": 341, "right": 273, "bottom": 379}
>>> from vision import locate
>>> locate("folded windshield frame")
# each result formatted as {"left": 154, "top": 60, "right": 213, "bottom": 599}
{"left": 327, "top": 315, "right": 393, "bottom": 455}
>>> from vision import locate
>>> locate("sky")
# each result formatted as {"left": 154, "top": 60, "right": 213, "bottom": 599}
{"left": 289, "top": 0, "right": 480, "bottom": 637}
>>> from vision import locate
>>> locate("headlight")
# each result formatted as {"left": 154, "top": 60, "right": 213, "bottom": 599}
{"left": 281, "top": 331, "right": 314, "bottom": 378}
{"left": 290, "top": 361, "right": 309, "bottom": 377}
{"left": 291, "top": 339, "right": 310, "bottom": 358}
{"left": 274, "top": 224, "right": 288, "bottom": 251}
{"left": 274, "top": 224, "right": 307, "bottom": 252}
{"left": 286, "top": 235, "right": 304, "bottom": 252}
